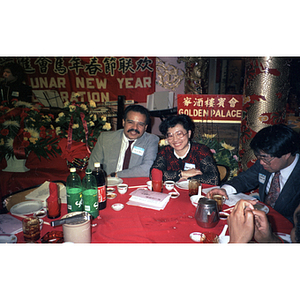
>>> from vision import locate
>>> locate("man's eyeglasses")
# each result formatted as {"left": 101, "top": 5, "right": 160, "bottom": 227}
{"left": 166, "top": 131, "right": 188, "bottom": 140}
{"left": 255, "top": 154, "right": 275, "bottom": 165}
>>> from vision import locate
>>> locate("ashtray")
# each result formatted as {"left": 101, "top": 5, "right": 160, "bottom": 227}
{"left": 111, "top": 203, "right": 124, "bottom": 211}
{"left": 41, "top": 230, "right": 64, "bottom": 243}
{"left": 169, "top": 192, "right": 180, "bottom": 198}
{"left": 107, "top": 192, "right": 117, "bottom": 199}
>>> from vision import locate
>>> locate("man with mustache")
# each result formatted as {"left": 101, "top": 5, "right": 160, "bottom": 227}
{"left": 207, "top": 124, "right": 300, "bottom": 223}
{"left": 87, "top": 105, "right": 159, "bottom": 178}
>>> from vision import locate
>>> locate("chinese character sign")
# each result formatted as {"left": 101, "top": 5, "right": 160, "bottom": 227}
{"left": 0, "top": 57, "right": 155, "bottom": 104}
{"left": 177, "top": 94, "right": 243, "bottom": 123}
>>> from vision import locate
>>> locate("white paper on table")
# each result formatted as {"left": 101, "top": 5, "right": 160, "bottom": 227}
{"left": 25, "top": 181, "right": 67, "bottom": 206}
{"left": 202, "top": 186, "right": 256, "bottom": 207}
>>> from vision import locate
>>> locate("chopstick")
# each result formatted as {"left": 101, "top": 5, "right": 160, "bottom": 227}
{"left": 223, "top": 207, "right": 234, "bottom": 212}
{"left": 173, "top": 187, "right": 180, "bottom": 194}
{"left": 128, "top": 185, "right": 148, "bottom": 189}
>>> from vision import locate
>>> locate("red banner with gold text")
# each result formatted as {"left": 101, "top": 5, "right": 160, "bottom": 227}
{"left": 0, "top": 57, "right": 155, "bottom": 105}
{"left": 177, "top": 94, "right": 243, "bottom": 123}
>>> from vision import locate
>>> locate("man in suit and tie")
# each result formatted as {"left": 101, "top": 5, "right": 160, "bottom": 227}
{"left": 207, "top": 124, "right": 300, "bottom": 224}
{"left": 87, "top": 104, "right": 159, "bottom": 178}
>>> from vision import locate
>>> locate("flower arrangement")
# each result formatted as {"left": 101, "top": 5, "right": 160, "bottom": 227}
{"left": 55, "top": 96, "right": 111, "bottom": 150}
{"left": 196, "top": 134, "right": 239, "bottom": 180}
{"left": 0, "top": 100, "right": 60, "bottom": 161}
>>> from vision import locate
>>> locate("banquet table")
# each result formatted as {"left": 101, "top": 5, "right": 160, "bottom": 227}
{"left": 10, "top": 177, "right": 294, "bottom": 244}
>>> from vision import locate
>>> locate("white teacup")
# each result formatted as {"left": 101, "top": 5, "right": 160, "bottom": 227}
{"left": 164, "top": 180, "right": 175, "bottom": 191}
{"left": 146, "top": 180, "right": 152, "bottom": 191}
{"left": 117, "top": 184, "right": 128, "bottom": 194}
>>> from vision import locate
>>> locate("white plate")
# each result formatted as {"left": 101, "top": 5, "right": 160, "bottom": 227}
{"left": 10, "top": 200, "right": 43, "bottom": 216}
{"left": 175, "top": 180, "right": 189, "bottom": 190}
{"left": 276, "top": 232, "right": 292, "bottom": 243}
{"left": 0, "top": 234, "right": 17, "bottom": 243}
{"left": 107, "top": 177, "right": 123, "bottom": 186}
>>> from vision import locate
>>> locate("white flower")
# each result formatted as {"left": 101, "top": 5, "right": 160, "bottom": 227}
{"left": 80, "top": 104, "right": 87, "bottom": 111}
{"left": 72, "top": 124, "right": 79, "bottom": 129}
{"left": 58, "top": 112, "right": 65, "bottom": 118}
{"left": 89, "top": 100, "right": 96, "bottom": 108}
{"left": 26, "top": 128, "right": 39, "bottom": 138}
{"left": 103, "top": 122, "right": 111, "bottom": 130}
{"left": 56, "top": 127, "right": 61, "bottom": 135}
{"left": 101, "top": 116, "right": 107, "bottom": 122}
{"left": 89, "top": 121, "right": 95, "bottom": 127}
{"left": 3, "top": 120, "right": 20, "bottom": 128}
{"left": 64, "top": 101, "right": 70, "bottom": 107}
{"left": 69, "top": 105, "right": 76, "bottom": 112}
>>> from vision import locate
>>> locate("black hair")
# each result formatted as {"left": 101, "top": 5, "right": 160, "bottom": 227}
{"left": 250, "top": 124, "right": 300, "bottom": 157}
{"left": 159, "top": 114, "right": 195, "bottom": 139}
{"left": 3, "top": 62, "right": 27, "bottom": 83}
{"left": 123, "top": 104, "right": 150, "bottom": 126}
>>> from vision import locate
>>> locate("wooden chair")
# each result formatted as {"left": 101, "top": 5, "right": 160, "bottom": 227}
{"left": 217, "top": 165, "right": 230, "bottom": 184}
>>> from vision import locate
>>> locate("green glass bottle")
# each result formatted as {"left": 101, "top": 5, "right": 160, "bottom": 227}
{"left": 82, "top": 168, "right": 99, "bottom": 219}
{"left": 66, "top": 167, "right": 83, "bottom": 212}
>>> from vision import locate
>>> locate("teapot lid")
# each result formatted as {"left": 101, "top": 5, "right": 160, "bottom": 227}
{"left": 198, "top": 197, "right": 217, "bottom": 207}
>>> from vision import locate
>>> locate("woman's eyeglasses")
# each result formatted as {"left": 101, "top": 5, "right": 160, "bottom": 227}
{"left": 166, "top": 131, "right": 188, "bottom": 140}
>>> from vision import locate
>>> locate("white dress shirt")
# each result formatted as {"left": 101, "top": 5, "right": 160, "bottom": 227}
{"left": 116, "top": 134, "right": 136, "bottom": 172}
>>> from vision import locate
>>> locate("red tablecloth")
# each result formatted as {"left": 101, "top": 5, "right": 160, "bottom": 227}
{"left": 12, "top": 177, "right": 294, "bottom": 243}
{"left": 0, "top": 152, "right": 87, "bottom": 205}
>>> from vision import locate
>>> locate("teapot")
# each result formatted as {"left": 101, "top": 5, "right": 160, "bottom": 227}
{"left": 195, "top": 197, "right": 220, "bottom": 228}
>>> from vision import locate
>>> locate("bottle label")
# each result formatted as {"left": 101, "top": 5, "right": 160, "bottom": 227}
{"left": 97, "top": 186, "right": 106, "bottom": 203}
{"left": 67, "top": 188, "right": 83, "bottom": 212}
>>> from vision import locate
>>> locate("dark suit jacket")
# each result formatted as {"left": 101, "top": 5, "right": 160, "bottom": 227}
{"left": 223, "top": 157, "right": 300, "bottom": 223}
{"left": 87, "top": 129, "right": 159, "bottom": 178}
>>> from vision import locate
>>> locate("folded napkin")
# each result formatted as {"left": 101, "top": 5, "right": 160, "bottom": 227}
{"left": 48, "top": 182, "right": 58, "bottom": 202}
{"left": 47, "top": 182, "right": 60, "bottom": 217}
{"left": 151, "top": 168, "right": 163, "bottom": 181}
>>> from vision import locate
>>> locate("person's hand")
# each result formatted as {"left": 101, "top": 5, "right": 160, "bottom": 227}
{"left": 227, "top": 200, "right": 257, "bottom": 243}
{"left": 181, "top": 168, "right": 202, "bottom": 180}
{"left": 206, "top": 188, "right": 229, "bottom": 199}
{"left": 252, "top": 210, "right": 282, "bottom": 243}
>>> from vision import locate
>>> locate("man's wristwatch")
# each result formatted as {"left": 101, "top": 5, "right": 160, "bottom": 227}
{"left": 110, "top": 172, "right": 116, "bottom": 177}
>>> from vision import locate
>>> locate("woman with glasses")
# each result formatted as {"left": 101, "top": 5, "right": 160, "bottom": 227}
{"left": 150, "top": 114, "right": 220, "bottom": 185}
{"left": 207, "top": 124, "right": 300, "bottom": 224}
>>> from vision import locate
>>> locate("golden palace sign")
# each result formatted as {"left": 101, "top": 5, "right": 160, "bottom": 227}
{"left": 177, "top": 94, "right": 243, "bottom": 123}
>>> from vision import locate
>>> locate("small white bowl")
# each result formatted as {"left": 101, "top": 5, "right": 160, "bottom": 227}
{"left": 169, "top": 192, "right": 180, "bottom": 198}
{"left": 107, "top": 192, "right": 117, "bottom": 200}
{"left": 165, "top": 180, "right": 175, "bottom": 191}
{"left": 190, "top": 195, "right": 204, "bottom": 207}
{"left": 107, "top": 187, "right": 115, "bottom": 193}
{"left": 117, "top": 184, "right": 128, "bottom": 194}
{"left": 189, "top": 232, "right": 206, "bottom": 243}
{"left": 111, "top": 203, "right": 124, "bottom": 211}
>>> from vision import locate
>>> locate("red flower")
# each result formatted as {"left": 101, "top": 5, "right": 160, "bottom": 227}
{"left": 1, "top": 128, "right": 9, "bottom": 136}
{"left": 22, "top": 140, "right": 30, "bottom": 148}
{"left": 24, "top": 131, "right": 31, "bottom": 138}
